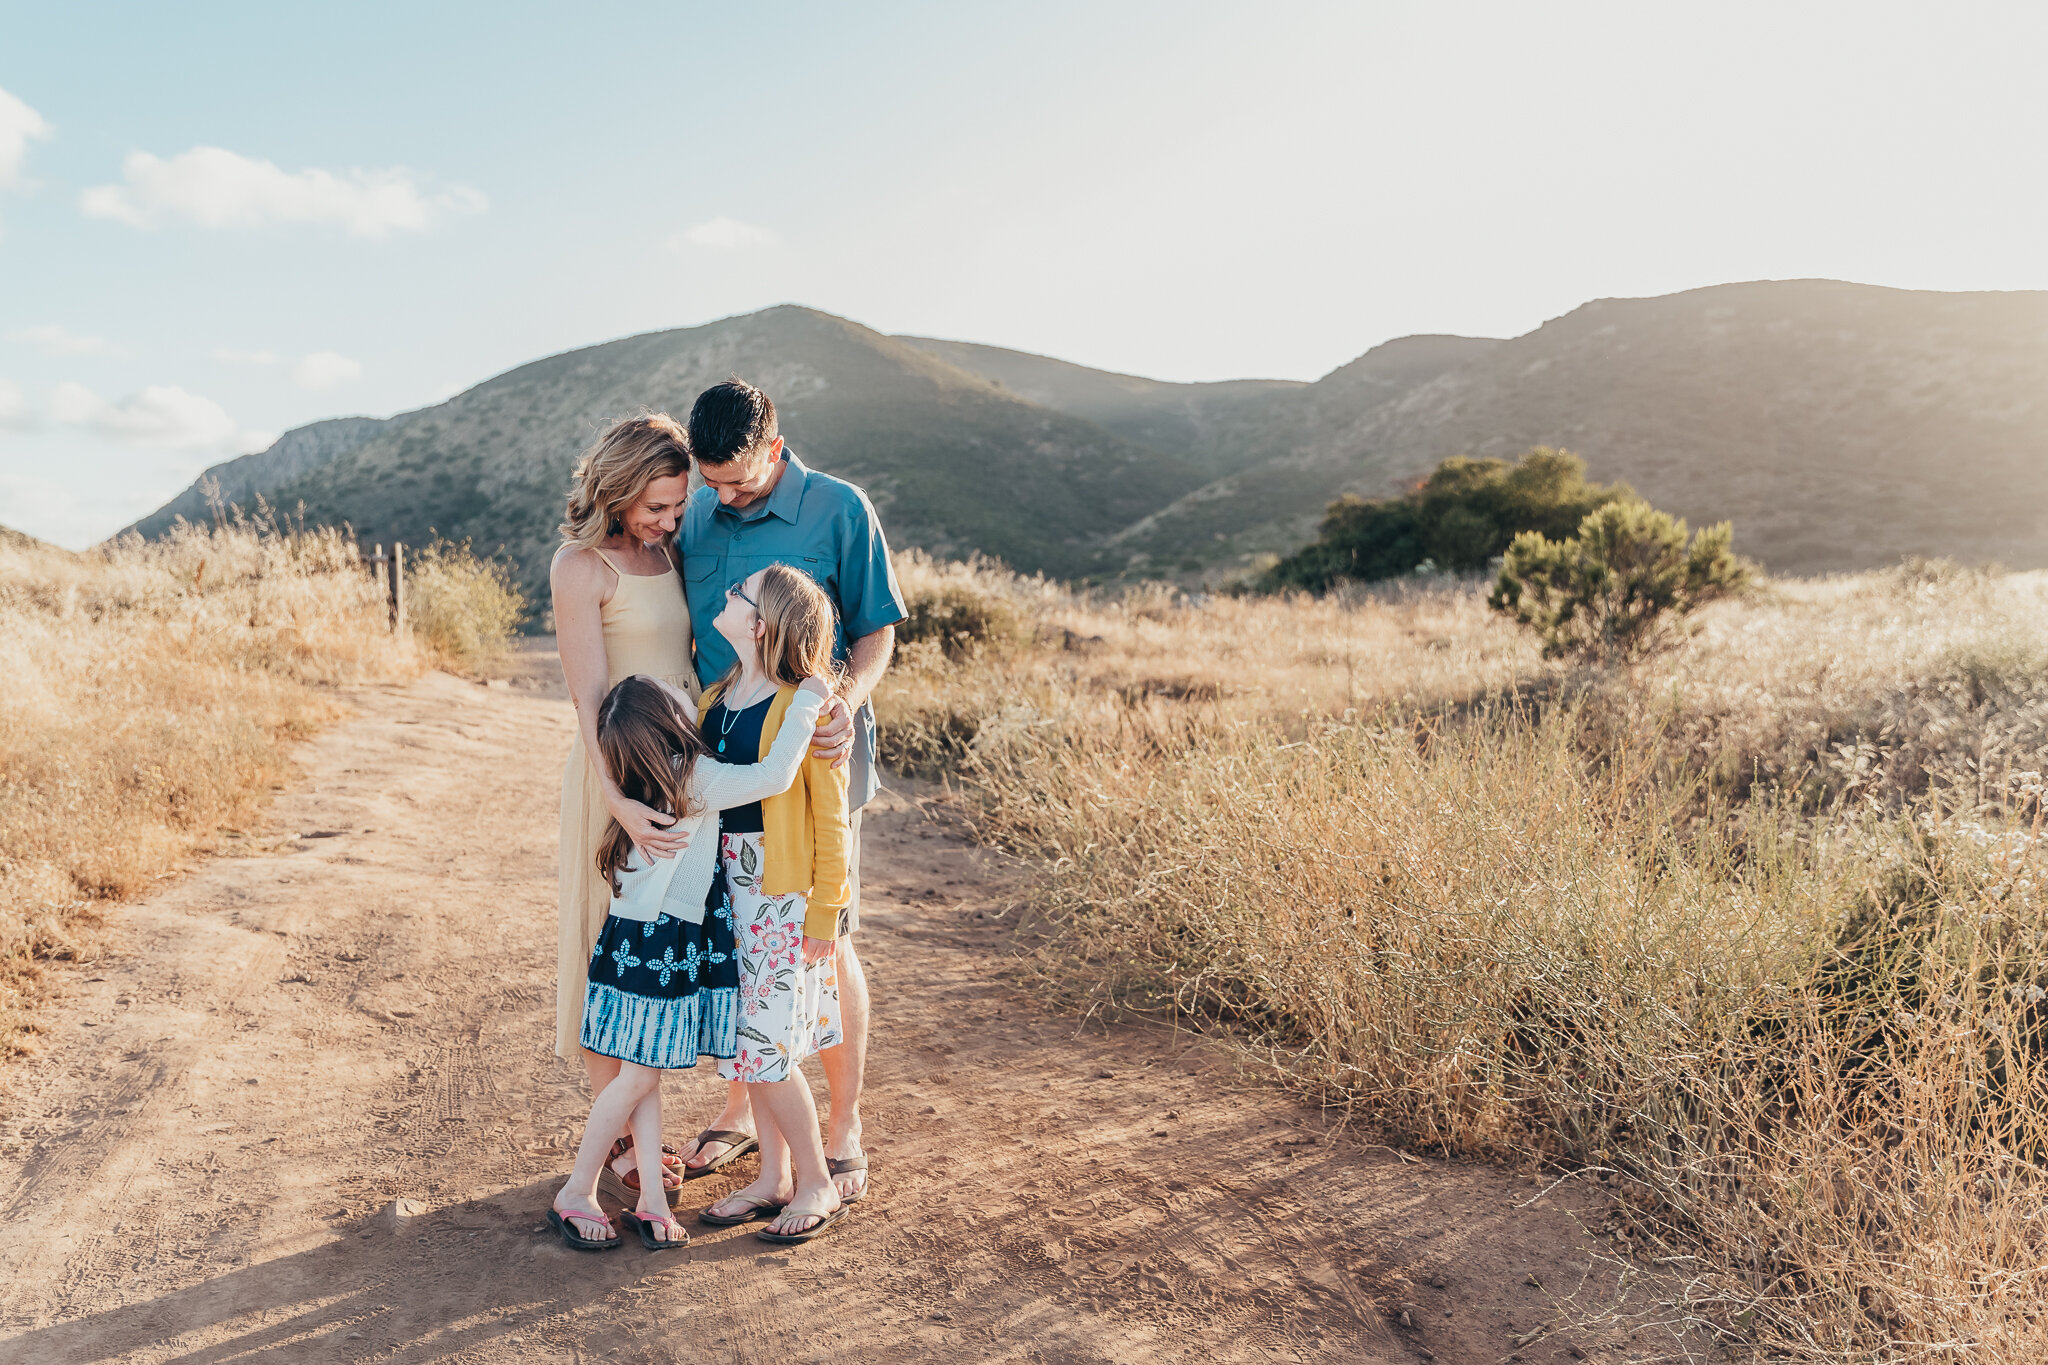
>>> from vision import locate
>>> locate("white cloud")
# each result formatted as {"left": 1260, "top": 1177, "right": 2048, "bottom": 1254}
{"left": 11, "top": 324, "right": 113, "bottom": 356}
{"left": 291, "top": 350, "right": 362, "bottom": 390}
{"left": 669, "top": 216, "right": 775, "bottom": 250}
{"left": 0, "top": 379, "right": 34, "bottom": 431}
{"left": 212, "top": 346, "right": 360, "bottom": 388}
{"left": 48, "top": 381, "right": 268, "bottom": 453}
{"left": 0, "top": 85, "right": 50, "bottom": 190}
{"left": 80, "top": 146, "right": 487, "bottom": 237}
{"left": 212, "top": 346, "right": 281, "bottom": 367}
{"left": 0, "top": 471, "right": 95, "bottom": 545}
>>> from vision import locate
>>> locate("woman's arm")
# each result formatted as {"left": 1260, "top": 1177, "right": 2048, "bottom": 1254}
{"left": 689, "top": 679, "right": 832, "bottom": 811}
{"left": 552, "top": 546, "right": 688, "bottom": 858}
{"left": 664, "top": 542, "right": 703, "bottom": 703}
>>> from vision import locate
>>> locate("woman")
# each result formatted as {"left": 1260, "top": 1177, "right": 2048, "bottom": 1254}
{"left": 551, "top": 413, "right": 703, "bottom": 1205}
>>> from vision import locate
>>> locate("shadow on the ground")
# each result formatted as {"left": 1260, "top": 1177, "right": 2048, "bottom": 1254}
{"left": 8, "top": 1178, "right": 787, "bottom": 1364}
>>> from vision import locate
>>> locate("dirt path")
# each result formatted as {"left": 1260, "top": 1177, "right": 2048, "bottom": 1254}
{"left": 1, "top": 652, "right": 1682, "bottom": 1365}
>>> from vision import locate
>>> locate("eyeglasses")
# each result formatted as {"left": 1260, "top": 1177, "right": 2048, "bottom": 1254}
{"left": 725, "top": 579, "right": 757, "bottom": 609}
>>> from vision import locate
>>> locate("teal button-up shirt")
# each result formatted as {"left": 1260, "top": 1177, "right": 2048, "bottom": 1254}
{"left": 679, "top": 449, "right": 907, "bottom": 809}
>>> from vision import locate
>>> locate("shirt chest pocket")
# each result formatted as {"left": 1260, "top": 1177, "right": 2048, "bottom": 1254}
{"left": 709, "top": 553, "right": 833, "bottom": 598}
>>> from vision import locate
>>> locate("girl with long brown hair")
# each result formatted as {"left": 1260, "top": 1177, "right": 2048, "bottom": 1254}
{"left": 694, "top": 564, "right": 857, "bottom": 1244}
{"left": 549, "top": 668, "right": 833, "bottom": 1250}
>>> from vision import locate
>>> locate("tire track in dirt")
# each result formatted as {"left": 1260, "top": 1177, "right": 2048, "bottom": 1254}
{"left": 0, "top": 648, "right": 1689, "bottom": 1364}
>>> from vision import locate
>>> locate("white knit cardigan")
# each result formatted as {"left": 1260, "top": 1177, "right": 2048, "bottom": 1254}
{"left": 605, "top": 689, "right": 824, "bottom": 925}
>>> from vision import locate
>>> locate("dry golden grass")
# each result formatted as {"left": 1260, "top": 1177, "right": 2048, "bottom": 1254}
{"left": 876, "top": 552, "right": 2048, "bottom": 1363}
{"left": 0, "top": 519, "right": 420, "bottom": 1050}
{"left": 406, "top": 537, "right": 528, "bottom": 671}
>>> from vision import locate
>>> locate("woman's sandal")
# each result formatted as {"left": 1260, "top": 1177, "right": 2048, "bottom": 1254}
{"left": 756, "top": 1203, "right": 852, "bottom": 1245}
{"left": 547, "top": 1205, "right": 621, "bottom": 1251}
{"left": 696, "top": 1194, "right": 785, "bottom": 1227}
{"left": 827, "top": 1154, "right": 870, "bottom": 1204}
{"left": 599, "top": 1136, "right": 684, "bottom": 1210}
{"left": 627, "top": 1209, "right": 691, "bottom": 1252}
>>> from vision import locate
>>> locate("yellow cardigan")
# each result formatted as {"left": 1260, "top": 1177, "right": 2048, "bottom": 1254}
{"left": 702, "top": 680, "right": 851, "bottom": 940}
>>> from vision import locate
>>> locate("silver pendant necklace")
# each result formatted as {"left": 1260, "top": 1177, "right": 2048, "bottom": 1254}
{"left": 714, "top": 681, "right": 772, "bottom": 754}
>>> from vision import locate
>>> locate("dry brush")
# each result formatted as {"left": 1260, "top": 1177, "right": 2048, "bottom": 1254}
{"left": 876, "top": 551, "right": 2048, "bottom": 1363}
{"left": 0, "top": 516, "right": 527, "bottom": 1051}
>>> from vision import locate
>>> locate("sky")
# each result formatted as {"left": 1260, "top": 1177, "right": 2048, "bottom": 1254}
{"left": 3, "top": 0, "right": 2046, "bottom": 547}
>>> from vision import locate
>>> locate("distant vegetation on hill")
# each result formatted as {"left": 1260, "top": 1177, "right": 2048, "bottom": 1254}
{"left": 1265, "top": 448, "right": 1628, "bottom": 590}
{"left": 128, "top": 281, "right": 2048, "bottom": 591}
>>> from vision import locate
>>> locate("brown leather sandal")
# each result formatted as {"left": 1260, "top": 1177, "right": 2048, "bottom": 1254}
{"left": 681, "top": 1128, "right": 759, "bottom": 1180}
{"left": 696, "top": 1193, "right": 784, "bottom": 1227}
{"left": 599, "top": 1136, "right": 683, "bottom": 1209}
{"left": 827, "top": 1154, "right": 870, "bottom": 1204}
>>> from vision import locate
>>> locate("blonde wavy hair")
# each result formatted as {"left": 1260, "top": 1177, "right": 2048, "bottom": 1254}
{"left": 710, "top": 563, "right": 841, "bottom": 700}
{"left": 559, "top": 413, "right": 692, "bottom": 548}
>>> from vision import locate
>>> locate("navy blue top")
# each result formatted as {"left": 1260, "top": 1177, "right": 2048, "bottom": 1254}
{"left": 679, "top": 448, "right": 908, "bottom": 810}
{"left": 701, "top": 694, "right": 774, "bottom": 835}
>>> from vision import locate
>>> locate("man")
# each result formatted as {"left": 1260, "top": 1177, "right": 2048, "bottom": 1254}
{"left": 674, "top": 377, "right": 903, "bottom": 1204}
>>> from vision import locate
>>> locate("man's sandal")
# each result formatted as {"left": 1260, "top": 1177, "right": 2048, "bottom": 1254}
{"left": 827, "top": 1154, "right": 870, "bottom": 1204}
{"left": 696, "top": 1194, "right": 784, "bottom": 1227}
{"left": 548, "top": 1205, "right": 621, "bottom": 1251}
{"left": 627, "top": 1209, "right": 691, "bottom": 1252}
{"left": 681, "top": 1128, "right": 759, "bottom": 1180}
{"left": 757, "top": 1203, "right": 852, "bottom": 1245}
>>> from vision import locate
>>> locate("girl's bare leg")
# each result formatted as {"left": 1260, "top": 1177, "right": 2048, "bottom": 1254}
{"left": 704, "top": 1086, "right": 795, "bottom": 1218}
{"left": 556, "top": 1062, "right": 661, "bottom": 1238}
{"left": 583, "top": 1047, "right": 674, "bottom": 1181}
{"left": 752, "top": 1076, "right": 840, "bottom": 1237}
{"left": 580, "top": 1047, "right": 621, "bottom": 1097}
{"left": 625, "top": 1086, "right": 678, "bottom": 1240}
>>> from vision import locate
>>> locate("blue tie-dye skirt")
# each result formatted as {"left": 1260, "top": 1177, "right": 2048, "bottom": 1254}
{"left": 580, "top": 905, "right": 739, "bottom": 1069}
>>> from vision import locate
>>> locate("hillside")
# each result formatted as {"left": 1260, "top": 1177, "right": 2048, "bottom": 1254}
{"left": 1113, "top": 281, "right": 2048, "bottom": 575}
{"left": 1340, "top": 280, "right": 2048, "bottom": 575}
{"left": 129, "top": 416, "right": 398, "bottom": 538}
{"left": 170, "top": 308, "right": 1205, "bottom": 604}
{"left": 128, "top": 281, "right": 2048, "bottom": 586}
{"left": 895, "top": 336, "right": 1306, "bottom": 476}
{"left": 1081, "top": 334, "right": 1500, "bottom": 569}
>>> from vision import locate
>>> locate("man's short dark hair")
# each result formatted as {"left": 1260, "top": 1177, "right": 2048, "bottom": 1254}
{"left": 688, "top": 378, "right": 778, "bottom": 466}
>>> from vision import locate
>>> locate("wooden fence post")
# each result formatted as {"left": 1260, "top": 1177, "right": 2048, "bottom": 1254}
{"left": 389, "top": 541, "right": 406, "bottom": 633}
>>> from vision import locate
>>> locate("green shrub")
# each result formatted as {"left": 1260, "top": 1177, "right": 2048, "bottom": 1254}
{"left": 1488, "top": 499, "right": 1748, "bottom": 660}
{"left": 406, "top": 538, "right": 527, "bottom": 668}
{"left": 1267, "top": 448, "right": 1627, "bottom": 591}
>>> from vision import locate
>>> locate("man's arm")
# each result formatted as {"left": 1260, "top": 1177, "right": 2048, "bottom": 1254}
{"left": 810, "top": 623, "right": 894, "bottom": 766}
{"left": 841, "top": 624, "right": 895, "bottom": 712}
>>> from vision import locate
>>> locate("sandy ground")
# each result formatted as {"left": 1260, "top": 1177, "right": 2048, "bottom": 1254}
{"left": 0, "top": 645, "right": 1693, "bottom": 1364}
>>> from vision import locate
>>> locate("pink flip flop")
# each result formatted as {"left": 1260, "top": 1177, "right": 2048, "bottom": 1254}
{"left": 628, "top": 1208, "right": 691, "bottom": 1251}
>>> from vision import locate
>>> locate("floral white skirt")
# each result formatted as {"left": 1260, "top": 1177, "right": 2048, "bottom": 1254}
{"left": 713, "top": 831, "right": 842, "bottom": 1084}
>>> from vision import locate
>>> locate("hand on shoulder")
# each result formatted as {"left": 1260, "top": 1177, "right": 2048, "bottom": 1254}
{"left": 798, "top": 674, "right": 833, "bottom": 702}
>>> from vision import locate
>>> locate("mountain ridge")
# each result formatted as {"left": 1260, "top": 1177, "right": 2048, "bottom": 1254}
{"left": 126, "top": 280, "right": 2048, "bottom": 586}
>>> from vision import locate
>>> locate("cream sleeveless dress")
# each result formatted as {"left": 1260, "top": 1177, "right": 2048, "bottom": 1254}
{"left": 556, "top": 547, "right": 699, "bottom": 1059}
